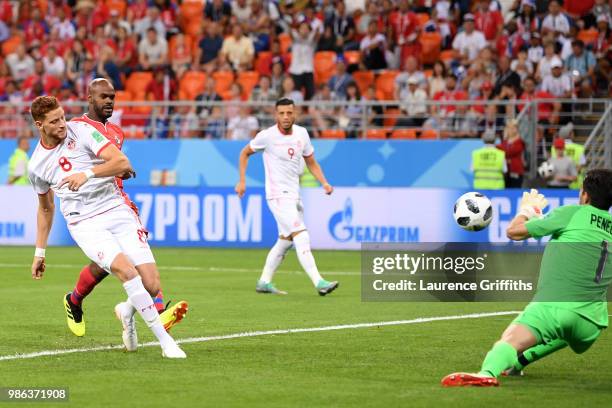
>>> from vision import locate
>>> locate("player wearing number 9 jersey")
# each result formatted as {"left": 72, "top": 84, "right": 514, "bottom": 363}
{"left": 442, "top": 168, "right": 612, "bottom": 387}
{"left": 235, "top": 98, "right": 339, "bottom": 296}
{"left": 27, "top": 93, "right": 186, "bottom": 358}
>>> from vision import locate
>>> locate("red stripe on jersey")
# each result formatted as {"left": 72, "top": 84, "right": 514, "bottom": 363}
{"left": 96, "top": 141, "right": 112, "bottom": 157}
{"left": 39, "top": 139, "right": 58, "bottom": 150}
{"left": 71, "top": 115, "right": 126, "bottom": 149}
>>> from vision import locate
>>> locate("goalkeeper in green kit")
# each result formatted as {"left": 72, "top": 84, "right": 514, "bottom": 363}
{"left": 442, "top": 168, "right": 612, "bottom": 387}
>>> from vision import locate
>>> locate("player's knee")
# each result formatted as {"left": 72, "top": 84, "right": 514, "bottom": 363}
{"left": 110, "top": 255, "right": 138, "bottom": 282}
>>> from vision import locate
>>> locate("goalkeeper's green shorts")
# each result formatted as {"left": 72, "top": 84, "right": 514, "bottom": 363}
{"left": 513, "top": 302, "right": 603, "bottom": 354}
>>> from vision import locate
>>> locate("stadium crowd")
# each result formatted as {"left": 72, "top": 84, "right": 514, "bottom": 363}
{"left": 0, "top": 0, "right": 610, "bottom": 140}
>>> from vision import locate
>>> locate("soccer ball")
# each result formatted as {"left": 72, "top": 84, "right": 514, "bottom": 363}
{"left": 538, "top": 161, "right": 554, "bottom": 179}
{"left": 453, "top": 192, "right": 493, "bottom": 231}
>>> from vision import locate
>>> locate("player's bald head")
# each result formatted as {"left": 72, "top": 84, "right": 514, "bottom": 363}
{"left": 87, "top": 78, "right": 114, "bottom": 96}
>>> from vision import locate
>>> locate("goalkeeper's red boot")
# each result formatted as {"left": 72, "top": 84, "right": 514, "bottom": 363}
{"left": 441, "top": 372, "right": 499, "bottom": 387}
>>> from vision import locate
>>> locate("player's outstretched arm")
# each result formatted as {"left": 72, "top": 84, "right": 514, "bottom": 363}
{"left": 235, "top": 145, "right": 256, "bottom": 198}
{"left": 32, "top": 190, "right": 55, "bottom": 280}
{"left": 506, "top": 189, "right": 549, "bottom": 241}
{"left": 59, "top": 144, "right": 134, "bottom": 191}
{"left": 304, "top": 154, "right": 333, "bottom": 195}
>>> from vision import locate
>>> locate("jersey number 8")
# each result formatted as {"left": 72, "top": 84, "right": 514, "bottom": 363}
{"left": 58, "top": 156, "right": 73, "bottom": 172}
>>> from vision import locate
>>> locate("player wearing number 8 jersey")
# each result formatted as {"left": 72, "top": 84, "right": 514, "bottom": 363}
{"left": 442, "top": 169, "right": 612, "bottom": 387}
{"left": 235, "top": 98, "right": 339, "bottom": 296}
{"left": 28, "top": 93, "right": 186, "bottom": 358}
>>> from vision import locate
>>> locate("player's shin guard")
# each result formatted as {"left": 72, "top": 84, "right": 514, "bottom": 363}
{"left": 479, "top": 341, "right": 518, "bottom": 378}
{"left": 292, "top": 231, "right": 323, "bottom": 286}
{"left": 70, "top": 265, "right": 107, "bottom": 306}
{"left": 514, "top": 339, "right": 568, "bottom": 370}
{"left": 123, "top": 276, "right": 174, "bottom": 348}
{"left": 260, "top": 238, "right": 292, "bottom": 283}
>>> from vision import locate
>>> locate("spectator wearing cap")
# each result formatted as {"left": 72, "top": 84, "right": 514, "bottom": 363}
{"left": 452, "top": 14, "right": 487, "bottom": 62}
{"left": 328, "top": 60, "right": 352, "bottom": 99}
{"left": 594, "top": 15, "right": 611, "bottom": 57}
{"left": 220, "top": 24, "right": 255, "bottom": 71}
{"left": 541, "top": 0, "right": 571, "bottom": 37}
{"left": 138, "top": 27, "right": 168, "bottom": 71}
{"left": 549, "top": 123, "right": 586, "bottom": 189}
{"left": 527, "top": 32, "right": 543, "bottom": 65}
{"left": 589, "top": 0, "right": 612, "bottom": 28}
{"left": 565, "top": 40, "right": 596, "bottom": 80}
{"left": 360, "top": 20, "right": 387, "bottom": 70}
{"left": 545, "top": 138, "right": 577, "bottom": 188}
{"left": 515, "top": 0, "right": 540, "bottom": 42}
{"left": 5, "top": 44, "right": 35, "bottom": 82}
{"left": 541, "top": 57, "right": 572, "bottom": 98}
{"left": 396, "top": 76, "right": 428, "bottom": 128}
{"left": 496, "top": 119, "right": 525, "bottom": 188}
{"left": 395, "top": 56, "right": 426, "bottom": 98}
{"left": 289, "top": 21, "right": 320, "bottom": 101}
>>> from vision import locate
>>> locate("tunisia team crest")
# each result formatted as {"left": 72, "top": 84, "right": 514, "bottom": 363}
{"left": 67, "top": 139, "right": 76, "bottom": 150}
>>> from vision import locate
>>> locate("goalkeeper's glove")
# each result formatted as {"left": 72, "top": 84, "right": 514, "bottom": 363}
{"left": 518, "top": 189, "right": 549, "bottom": 220}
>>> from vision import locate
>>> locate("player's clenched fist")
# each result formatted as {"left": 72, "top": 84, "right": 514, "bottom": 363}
{"left": 31, "top": 257, "right": 45, "bottom": 280}
{"left": 59, "top": 172, "right": 88, "bottom": 191}
{"left": 323, "top": 183, "right": 334, "bottom": 195}
{"left": 235, "top": 181, "right": 246, "bottom": 198}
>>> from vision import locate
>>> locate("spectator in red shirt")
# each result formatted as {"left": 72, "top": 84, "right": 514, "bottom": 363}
{"left": 390, "top": 0, "right": 421, "bottom": 67}
{"left": 116, "top": 26, "right": 137, "bottom": 74}
{"left": 146, "top": 68, "right": 177, "bottom": 102}
{"left": 474, "top": 0, "right": 504, "bottom": 42}
{"left": 22, "top": 8, "right": 47, "bottom": 44}
{"left": 497, "top": 119, "right": 525, "bottom": 187}
{"left": 0, "top": 0, "right": 12, "bottom": 23}
{"left": 433, "top": 74, "right": 467, "bottom": 116}
{"left": 22, "top": 59, "right": 61, "bottom": 95}
{"left": 128, "top": 0, "right": 148, "bottom": 24}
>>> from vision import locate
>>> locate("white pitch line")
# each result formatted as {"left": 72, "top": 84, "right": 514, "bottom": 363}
{"left": 0, "top": 263, "right": 360, "bottom": 276}
{"left": 0, "top": 311, "right": 519, "bottom": 362}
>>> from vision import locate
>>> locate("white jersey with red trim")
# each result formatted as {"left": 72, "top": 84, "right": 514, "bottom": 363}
{"left": 249, "top": 124, "right": 314, "bottom": 199}
{"left": 28, "top": 120, "right": 125, "bottom": 224}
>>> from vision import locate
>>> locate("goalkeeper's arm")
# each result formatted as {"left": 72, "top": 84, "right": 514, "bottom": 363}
{"left": 507, "top": 215, "right": 531, "bottom": 241}
{"left": 507, "top": 189, "right": 549, "bottom": 241}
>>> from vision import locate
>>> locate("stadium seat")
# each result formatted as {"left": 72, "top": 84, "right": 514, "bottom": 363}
{"left": 130, "top": 90, "right": 152, "bottom": 115}
{"left": 383, "top": 108, "right": 401, "bottom": 128}
{"left": 1, "top": 36, "right": 22, "bottom": 57}
{"left": 423, "top": 69, "right": 433, "bottom": 78}
{"left": 365, "top": 129, "right": 388, "bottom": 139}
{"left": 124, "top": 126, "right": 146, "bottom": 139}
{"left": 440, "top": 49, "right": 455, "bottom": 63}
{"left": 343, "top": 51, "right": 361, "bottom": 65}
{"left": 391, "top": 129, "right": 417, "bottom": 139}
{"left": 577, "top": 29, "right": 598, "bottom": 46}
{"left": 375, "top": 71, "right": 399, "bottom": 100}
{"left": 278, "top": 33, "right": 292, "bottom": 54}
{"left": 420, "top": 129, "right": 438, "bottom": 139}
{"left": 314, "top": 51, "right": 337, "bottom": 85}
{"left": 352, "top": 71, "right": 375, "bottom": 95}
{"left": 105, "top": 0, "right": 127, "bottom": 17}
{"left": 212, "top": 71, "right": 235, "bottom": 95}
{"left": 237, "top": 71, "right": 260, "bottom": 99}
{"left": 419, "top": 32, "right": 442, "bottom": 65}
{"left": 126, "top": 72, "right": 153, "bottom": 96}
{"left": 169, "top": 35, "right": 194, "bottom": 62}
{"left": 320, "top": 129, "right": 346, "bottom": 139}
{"left": 179, "top": 71, "right": 206, "bottom": 100}
{"left": 180, "top": 1, "right": 204, "bottom": 23}
{"left": 184, "top": 19, "right": 203, "bottom": 38}
{"left": 255, "top": 51, "right": 273, "bottom": 75}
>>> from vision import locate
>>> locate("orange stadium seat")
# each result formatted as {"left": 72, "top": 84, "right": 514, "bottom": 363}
{"left": 314, "top": 51, "right": 337, "bottom": 85}
{"left": 365, "top": 129, "right": 388, "bottom": 139}
{"left": 391, "top": 129, "right": 417, "bottom": 139}
{"left": 179, "top": 71, "right": 206, "bottom": 100}
{"left": 423, "top": 69, "right": 433, "bottom": 78}
{"left": 383, "top": 108, "right": 401, "bottom": 128}
{"left": 320, "top": 129, "right": 346, "bottom": 139}
{"left": 255, "top": 51, "right": 273, "bottom": 75}
{"left": 180, "top": 1, "right": 204, "bottom": 23}
{"left": 237, "top": 71, "right": 260, "bottom": 99}
{"left": 106, "top": 0, "right": 127, "bottom": 17}
{"left": 577, "top": 29, "right": 598, "bottom": 45}
{"left": 440, "top": 49, "right": 455, "bottom": 63}
{"left": 419, "top": 32, "right": 442, "bottom": 65}
{"left": 352, "top": 71, "right": 375, "bottom": 95}
{"left": 416, "top": 13, "right": 430, "bottom": 27}
{"left": 169, "top": 35, "right": 194, "bottom": 62}
{"left": 2, "top": 36, "right": 22, "bottom": 57}
{"left": 420, "top": 129, "right": 438, "bottom": 139}
{"left": 278, "top": 33, "right": 292, "bottom": 54}
{"left": 126, "top": 72, "right": 153, "bottom": 95}
{"left": 375, "top": 70, "right": 399, "bottom": 100}
{"left": 130, "top": 90, "right": 152, "bottom": 115}
{"left": 343, "top": 51, "right": 361, "bottom": 65}
{"left": 212, "top": 71, "right": 235, "bottom": 95}
{"left": 124, "top": 126, "right": 146, "bottom": 139}
{"left": 184, "top": 19, "right": 203, "bottom": 38}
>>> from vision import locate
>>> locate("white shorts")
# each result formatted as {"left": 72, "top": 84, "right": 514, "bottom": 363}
{"left": 267, "top": 198, "right": 306, "bottom": 237}
{"left": 68, "top": 204, "right": 155, "bottom": 273}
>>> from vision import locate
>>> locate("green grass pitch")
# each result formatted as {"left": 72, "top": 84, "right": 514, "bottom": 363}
{"left": 0, "top": 246, "right": 611, "bottom": 407}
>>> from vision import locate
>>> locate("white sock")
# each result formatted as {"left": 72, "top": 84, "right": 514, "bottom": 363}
{"left": 259, "top": 238, "right": 293, "bottom": 283}
{"left": 292, "top": 231, "right": 323, "bottom": 286}
{"left": 123, "top": 276, "right": 175, "bottom": 348}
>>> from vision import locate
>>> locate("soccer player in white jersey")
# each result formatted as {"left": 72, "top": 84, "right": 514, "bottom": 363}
{"left": 27, "top": 95, "right": 186, "bottom": 358}
{"left": 235, "top": 98, "right": 339, "bottom": 296}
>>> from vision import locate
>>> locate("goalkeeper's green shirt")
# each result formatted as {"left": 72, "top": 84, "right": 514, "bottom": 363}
{"left": 526, "top": 204, "right": 612, "bottom": 328}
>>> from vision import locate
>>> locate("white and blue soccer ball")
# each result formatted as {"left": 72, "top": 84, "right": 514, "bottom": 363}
{"left": 453, "top": 192, "right": 493, "bottom": 231}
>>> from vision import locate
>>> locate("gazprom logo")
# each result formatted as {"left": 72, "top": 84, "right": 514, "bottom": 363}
{"left": 328, "top": 198, "right": 419, "bottom": 243}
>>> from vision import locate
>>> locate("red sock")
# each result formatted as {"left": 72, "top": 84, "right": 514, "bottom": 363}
{"left": 153, "top": 290, "right": 165, "bottom": 314}
{"left": 70, "top": 265, "right": 103, "bottom": 306}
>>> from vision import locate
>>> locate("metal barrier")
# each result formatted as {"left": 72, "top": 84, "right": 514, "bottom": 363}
{"left": 584, "top": 102, "right": 612, "bottom": 170}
